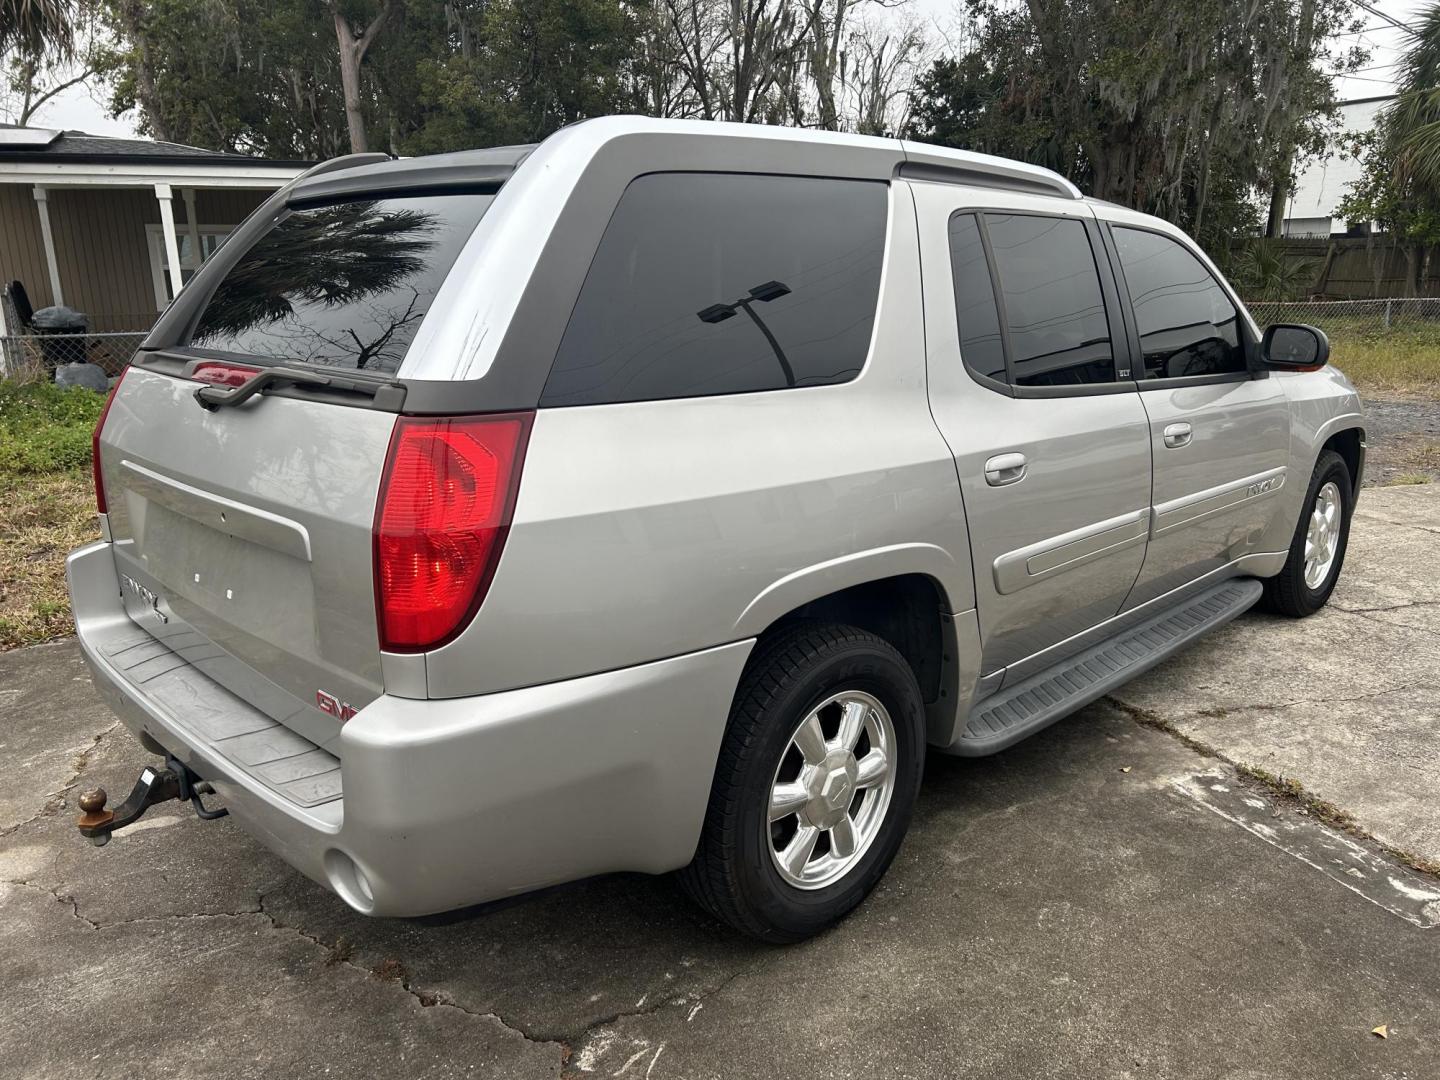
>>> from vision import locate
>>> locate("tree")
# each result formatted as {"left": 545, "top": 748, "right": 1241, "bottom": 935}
{"left": 1231, "top": 239, "right": 1318, "bottom": 301}
{"left": 0, "top": 0, "right": 84, "bottom": 130}
{"left": 93, "top": 0, "right": 352, "bottom": 158}
{"left": 1337, "top": 7, "right": 1440, "bottom": 297}
{"left": 850, "top": 13, "right": 925, "bottom": 136}
{"left": 1388, "top": 4, "right": 1440, "bottom": 194}
{"left": 401, "top": 0, "right": 640, "bottom": 152}
{"left": 905, "top": 0, "right": 1362, "bottom": 254}
{"left": 1, "top": 1, "right": 96, "bottom": 127}
{"left": 1, "top": 0, "right": 73, "bottom": 59}
{"left": 329, "top": 0, "right": 398, "bottom": 153}
{"left": 1338, "top": 129, "right": 1440, "bottom": 297}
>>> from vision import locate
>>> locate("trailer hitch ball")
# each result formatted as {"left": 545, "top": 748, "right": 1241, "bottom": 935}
{"left": 77, "top": 788, "right": 113, "bottom": 847}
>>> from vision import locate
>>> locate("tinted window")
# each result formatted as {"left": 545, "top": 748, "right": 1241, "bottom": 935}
{"left": 542, "top": 173, "right": 887, "bottom": 407}
{"left": 947, "top": 213, "right": 1006, "bottom": 382}
{"left": 1113, "top": 227, "right": 1246, "bottom": 379}
{"left": 985, "top": 214, "right": 1114, "bottom": 386}
{"left": 189, "top": 194, "right": 492, "bottom": 373}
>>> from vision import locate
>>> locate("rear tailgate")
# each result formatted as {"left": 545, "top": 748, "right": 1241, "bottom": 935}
{"left": 93, "top": 182, "right": 510, "bottom": 751}
{"left": 99, "top": 367, "right": 395, "bottom": 752}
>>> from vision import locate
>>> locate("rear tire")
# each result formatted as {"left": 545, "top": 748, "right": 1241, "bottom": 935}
{"left": 1262, "top": 450, "right": 1352, "bottom": 617}
{"left": 678, "top": 622, "right": 925, "bottom": 943}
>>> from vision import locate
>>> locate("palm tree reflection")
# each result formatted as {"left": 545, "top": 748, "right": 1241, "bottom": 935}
{"left": 193, "top": 200, "right": 440, "bottom": 370}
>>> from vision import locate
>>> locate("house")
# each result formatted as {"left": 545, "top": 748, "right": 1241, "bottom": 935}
{"left": 1282, "top": 96, "right": 1394, "bottom": 238}
{"left": 0, "top": 125, "right": 307, "bottom": 368}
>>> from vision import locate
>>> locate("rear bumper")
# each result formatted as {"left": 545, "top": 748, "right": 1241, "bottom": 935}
{"left": 67, "top": 541, "right": 752, "bottom": 916}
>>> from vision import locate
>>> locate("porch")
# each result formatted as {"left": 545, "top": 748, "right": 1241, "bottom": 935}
{"left": 0, "top": 126, "right": 307, "bottom": 376}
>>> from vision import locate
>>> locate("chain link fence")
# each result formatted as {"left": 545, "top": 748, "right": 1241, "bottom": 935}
{"left": 1244, "top": 297, "right": 1440, "bottom": 337}
{"left": 0, "top": 331, "right": 148, "bottom": 383}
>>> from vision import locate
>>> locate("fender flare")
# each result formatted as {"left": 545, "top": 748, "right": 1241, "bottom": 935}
{"left": 732, "top": 542, "right": 967, "bottom": 638}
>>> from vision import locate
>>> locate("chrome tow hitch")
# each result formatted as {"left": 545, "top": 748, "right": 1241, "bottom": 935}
{"left": 76, "top": 757, "right": 228, "bottom": 846}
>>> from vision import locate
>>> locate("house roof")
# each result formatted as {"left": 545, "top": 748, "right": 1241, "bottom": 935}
{"left": 0, "top": 125, "right": 311, "bottom": 168}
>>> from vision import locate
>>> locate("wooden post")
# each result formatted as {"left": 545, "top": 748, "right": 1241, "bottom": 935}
{"left": 153, "top": 183, "right": 184, "bottom": 302}
{"left": 32, "top": 186, "right": 64, "bottom": 306}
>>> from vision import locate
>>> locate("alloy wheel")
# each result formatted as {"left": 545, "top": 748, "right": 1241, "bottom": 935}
{"left": 1303, "top": 480, "right": 1342, "bottom": 590}
{"left": 766, "top": 690, "right": 897, "bottom": 890}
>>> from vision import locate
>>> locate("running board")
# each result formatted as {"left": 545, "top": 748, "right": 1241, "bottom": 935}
{"left": 952, "top": 578, "right": 1264, "bottom": 757}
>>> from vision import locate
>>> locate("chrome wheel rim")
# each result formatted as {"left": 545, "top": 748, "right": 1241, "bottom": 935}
{"left": 1303, "top": 481, "right": 1342, "bottom": 590}
{"left": 766, "top": 690, "right": 896, "bottom": 890}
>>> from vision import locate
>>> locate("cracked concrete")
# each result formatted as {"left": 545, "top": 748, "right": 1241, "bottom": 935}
{"left": 1, "top": 491, "right": 1437, "bottom": 1078}
{"left": 0, "top": 642, "right": 118, "bottom": 835}
{"left": 1107, "top": 484, "right": 1440, "bottom": 867}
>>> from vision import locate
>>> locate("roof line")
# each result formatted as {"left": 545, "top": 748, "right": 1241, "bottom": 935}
{"left": 0, "top": 151, "right": 314, "bottom": 168}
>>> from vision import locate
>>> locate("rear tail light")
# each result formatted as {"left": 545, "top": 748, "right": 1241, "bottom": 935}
{"left": 92, "top": 369, "right": 128, "bottom": 514}
{"left": 373, "top": 412, "right": 533, "bottom": 652}
{"left": 191, "top": 360, "right": 260, "bottom": 388}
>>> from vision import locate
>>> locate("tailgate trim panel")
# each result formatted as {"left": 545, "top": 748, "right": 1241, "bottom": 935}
{"left": 120, "top": 459, "right": 313, "bottom": 562}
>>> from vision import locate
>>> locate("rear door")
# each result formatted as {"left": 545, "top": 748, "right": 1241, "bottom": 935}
{"left": 1101, "top": 221, "right": 1291, "bottom": 611}
{"left": 99, "top": 190, "right": 497, "bottom": 749}
{"left": 912, "top": 183, "right": 1153, "bottom": 680}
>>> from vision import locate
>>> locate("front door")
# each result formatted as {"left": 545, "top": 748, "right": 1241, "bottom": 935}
{"left": 1102, "top": 222, "right": 1292, "bottom": 610}
{"left": 912, "top": 183, "right": 1153, "bottom": 678}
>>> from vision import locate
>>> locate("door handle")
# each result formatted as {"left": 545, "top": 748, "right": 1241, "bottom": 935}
{"left": 984, "top": 452, "right": 1027, "bottom": 487}
{"left": 1163, "top": 422, "right": 1193, "bottom": 448}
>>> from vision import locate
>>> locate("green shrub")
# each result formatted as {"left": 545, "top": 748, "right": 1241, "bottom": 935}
{"left": 0, "top": 379, "right": 107, "bottom": 476}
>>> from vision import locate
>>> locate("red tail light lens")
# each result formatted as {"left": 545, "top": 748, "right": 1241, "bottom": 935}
{"left": 92, "top": 369, "right": 128, "bottom": 514}
{"left": 191, "top": 360, "right": 260, "bottom": 387}
{"left": 373, "top": 413, "right": 532, "bottom": 652}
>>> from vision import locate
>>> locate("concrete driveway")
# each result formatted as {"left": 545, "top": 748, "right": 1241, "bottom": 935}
{"left": 2, "top": 486, "right": 1437, "bottom": 1080}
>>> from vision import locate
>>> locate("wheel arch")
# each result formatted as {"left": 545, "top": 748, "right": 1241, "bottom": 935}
{"left": 1319, "top": 423, "right": 1365, "bottom": 495}
{"left": 738, "top": 569, "right": 976, "bottom": 747}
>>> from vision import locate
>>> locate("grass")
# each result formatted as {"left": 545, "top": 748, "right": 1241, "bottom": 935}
{"left": 1325, "top": 321, "right": 1440, "bottom": 395}
{"left": 0, "top": 381, "right": 104, "bottom": 650}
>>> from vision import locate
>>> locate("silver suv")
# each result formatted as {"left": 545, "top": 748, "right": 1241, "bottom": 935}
{"left": 69, "top": 117, "right": 1364, "bottom": 941}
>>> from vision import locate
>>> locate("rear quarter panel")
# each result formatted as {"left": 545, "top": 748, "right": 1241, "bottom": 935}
{"left": 423, "top": 184, "right": 973, "bottom": 697}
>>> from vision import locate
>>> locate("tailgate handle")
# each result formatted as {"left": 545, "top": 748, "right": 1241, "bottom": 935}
{"left": 194, "top": 366, "right": 332, "bottom": 411}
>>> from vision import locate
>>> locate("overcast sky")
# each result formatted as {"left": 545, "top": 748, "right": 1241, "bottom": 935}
{"left": 24, "top": 0, "right": 1435, "bottom": 142}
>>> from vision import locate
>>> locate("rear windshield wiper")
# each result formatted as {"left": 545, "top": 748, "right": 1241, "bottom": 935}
{"left": 193, "top": 365, "right": 406, "bottom": 412}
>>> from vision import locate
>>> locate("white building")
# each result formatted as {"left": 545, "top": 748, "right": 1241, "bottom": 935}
{"left": 1281, "top": 95, "right": 1394, "bottom": 238}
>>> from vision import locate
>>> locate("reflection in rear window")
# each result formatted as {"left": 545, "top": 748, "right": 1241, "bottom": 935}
{"left": 189, "top": 194, "right": 492, "bottom": 373}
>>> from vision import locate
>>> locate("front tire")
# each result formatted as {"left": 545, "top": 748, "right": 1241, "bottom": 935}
{"left": 678, "top": 622, "right": 925, "bottom": 942}
{"left": 1262, "top": 450, "right": 1352, "bottom": 617}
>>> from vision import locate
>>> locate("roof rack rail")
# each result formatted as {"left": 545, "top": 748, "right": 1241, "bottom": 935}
{"left": 896, "top": 153, "right": 1081, "bottom": 201}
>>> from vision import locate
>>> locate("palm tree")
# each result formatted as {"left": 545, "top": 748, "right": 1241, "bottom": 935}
{"left": 1389, "top": 4, "right": 1440, "bottom": 189}
{"left": 0, "top": 0, "right": 73, "bottom": 60}
{"left": 1233, "top": 239, "right": 1318, "bottom": 302}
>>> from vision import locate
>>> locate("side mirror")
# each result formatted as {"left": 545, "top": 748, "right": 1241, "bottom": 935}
{"left": 1261, "top": 323, "right": 1329, "bottom": 370}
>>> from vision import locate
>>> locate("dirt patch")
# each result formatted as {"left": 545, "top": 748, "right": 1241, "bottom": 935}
{"left": 0, "top": 470, "right": 99, "bottom": 650}
{"left": 1361, "top": 395, "right": 1440, "bottom": 487}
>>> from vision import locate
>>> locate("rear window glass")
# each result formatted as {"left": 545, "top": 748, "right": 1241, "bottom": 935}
{"left": 541, "top": 172, "right": 887, "bottom": 407}
{"left": 188, "top": 194, "right": 492, "bottom": 374}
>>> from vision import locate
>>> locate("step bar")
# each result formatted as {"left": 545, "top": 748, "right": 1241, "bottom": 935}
{"left": 952, "top": 578, "right": 1264, "bottom": 756}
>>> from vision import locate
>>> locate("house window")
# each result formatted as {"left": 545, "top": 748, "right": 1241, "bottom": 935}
{"left": 146, "top": 225, "right": 230, "bottom": 309}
